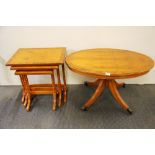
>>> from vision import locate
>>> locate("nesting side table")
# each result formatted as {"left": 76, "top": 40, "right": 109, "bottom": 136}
{"left": 6, "top": 48, "right": 67, "bottom": 112}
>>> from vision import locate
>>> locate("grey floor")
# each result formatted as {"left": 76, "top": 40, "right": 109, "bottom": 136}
{"left": 0, "top": 84, "right": 155, "bottom": 129}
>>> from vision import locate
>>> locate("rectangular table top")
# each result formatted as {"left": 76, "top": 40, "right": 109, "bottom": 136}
{"left": 6, "top": 47, "right": 66, "bottom": 66}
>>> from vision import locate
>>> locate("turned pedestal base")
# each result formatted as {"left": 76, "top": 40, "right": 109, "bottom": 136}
{"left": 82, "top": 79, "right": 132, "bottom": 114}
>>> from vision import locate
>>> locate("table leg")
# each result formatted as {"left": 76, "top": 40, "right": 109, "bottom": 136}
{"left": 84, "top": 79, "right": 100, "bottom": 87}
{"left": 81, "top": 79, "right": 106, "bottom": 111}
{"left": 108, "top": 80, "right": 132, "bottom": 114}
{"left": 51, "top": 73, "right": 57, "bottom": 111}
{"left": 19, "top": 75, "right": 31, "bottom": 111}
{"left": 19, "top": 75, "right": 26, "bottom": 104}
{"left": 62, "top": 64, "right": 67, "bottom": 103}
{"left": 56, "top": 67, "right": 62, "bottom": 107}
{"left": 23, "top": 75, "right": 31, "bottom": 112}
{"left": 115, "top": 81, "right": 126, "bottom": 88}
{"left": 81, "top": 79, "right": 132, "bottom": 114}
{"left": 84, "top": 80, "right": 125, "bottom": 88}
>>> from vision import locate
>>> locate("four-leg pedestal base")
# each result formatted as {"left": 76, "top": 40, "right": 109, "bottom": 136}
{"left": 82, "top": 79, "right": 132, "bottom": 114}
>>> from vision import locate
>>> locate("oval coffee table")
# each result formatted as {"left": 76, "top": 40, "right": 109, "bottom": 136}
{"left": 66, "top": 48, "right": 154, "bottom": 114}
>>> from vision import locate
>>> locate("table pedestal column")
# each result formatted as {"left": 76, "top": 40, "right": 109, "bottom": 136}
{"left": 81, "top": 79, "right": 132, "bottom": 114}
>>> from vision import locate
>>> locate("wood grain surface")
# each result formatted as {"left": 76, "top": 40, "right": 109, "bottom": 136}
{"left": 66, "top": 48, "right": 154, "bottom": 79}
{"left": 6, "top": 47, "right": 66, "bottom": 66}
{"left": 6, "top": 47, "right": 67, "bottom": 112}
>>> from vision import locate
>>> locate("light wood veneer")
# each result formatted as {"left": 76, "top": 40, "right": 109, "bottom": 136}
{"left": 66, "top": 48, "right": 154, "bottom": 114}
{"left": 7, "top": 48, "right": 67, "bottom": 112}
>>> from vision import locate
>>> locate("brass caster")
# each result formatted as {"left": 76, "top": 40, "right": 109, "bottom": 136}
{"left": 123, "top": 83, "right": 126, "bottom": 88}
{"left": 84, "top": 81, "right": 88, "bottom": 86}
{"left": 81, "top": 106, "right": 88, "bottom": 111}
{"left": 127, "top": 108, "right": 133, "bottom": 115}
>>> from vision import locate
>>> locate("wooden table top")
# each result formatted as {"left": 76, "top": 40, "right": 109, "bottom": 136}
{"left": 66, "top": 48, "right": 154, "bottom": 79}
{"left": 6, "top": 47, "right": 66, "bottom": 66}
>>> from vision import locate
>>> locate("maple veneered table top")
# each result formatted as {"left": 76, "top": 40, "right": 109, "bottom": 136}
{"left": 66, "top": 48, "right": 154, "bottom": 79}
{"left": 6, "top": 47, "right": 66, "bottom": 66}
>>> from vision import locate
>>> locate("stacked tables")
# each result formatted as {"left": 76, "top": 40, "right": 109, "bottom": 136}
{"left": 6, "top": 48, "right": 67, "bottom": 112}
{"left": 66, "top": 48, "right": 154, "bottom": 114}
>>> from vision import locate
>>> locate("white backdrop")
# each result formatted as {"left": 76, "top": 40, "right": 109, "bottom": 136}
{"left": 0, "top": 26, "right": 155, "bottom": 85}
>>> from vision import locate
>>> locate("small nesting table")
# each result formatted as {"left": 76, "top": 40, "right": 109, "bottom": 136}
{"left": 6, "top": 48, "right": 67, "bottom": 112}
{"left": 66, "top": 48, "right": 154, "bottom": 114}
